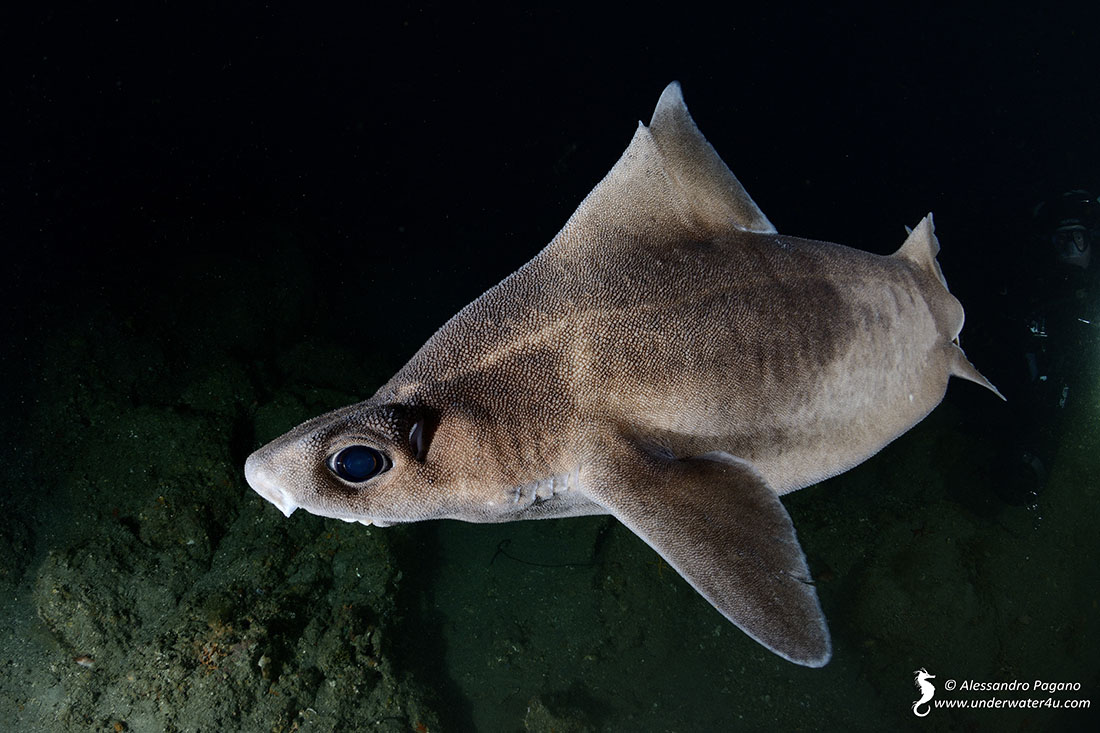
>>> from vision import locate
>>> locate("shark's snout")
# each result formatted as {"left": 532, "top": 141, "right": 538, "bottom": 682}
{"left": 244, "top": 452, "right": 298, "bottom": 518}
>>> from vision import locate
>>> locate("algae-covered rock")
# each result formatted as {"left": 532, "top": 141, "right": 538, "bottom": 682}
{"left": 33, "top": 497, "right": 438, "bottom": 732}
{"left": 523, "top": 695, "right": 595, "bottom": 733}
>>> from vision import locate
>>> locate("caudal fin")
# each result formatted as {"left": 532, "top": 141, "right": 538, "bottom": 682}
{"left": 949, "top": 343, "right": 1006, "bottom": 400}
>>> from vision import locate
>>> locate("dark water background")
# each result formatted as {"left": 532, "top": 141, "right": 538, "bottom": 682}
{"left": 2, "top": 3, "right": 1099, "bottom": 731}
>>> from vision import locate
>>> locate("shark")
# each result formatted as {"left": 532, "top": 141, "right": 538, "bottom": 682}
{"left": 244, "top": 82, "right": 1002, "bottom": 667}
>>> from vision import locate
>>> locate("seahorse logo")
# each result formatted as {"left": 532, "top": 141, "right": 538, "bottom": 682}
{"left": 912, "top": 668, "right": 937, "bottom": 717}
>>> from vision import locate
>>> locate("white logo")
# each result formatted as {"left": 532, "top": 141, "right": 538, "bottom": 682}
{"left": 912, "top": 668, "right": 937, "bottom": 717}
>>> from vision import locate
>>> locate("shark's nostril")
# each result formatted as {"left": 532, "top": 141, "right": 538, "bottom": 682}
{"left": 272, "top": 494, "right": 298, "bottom": 518}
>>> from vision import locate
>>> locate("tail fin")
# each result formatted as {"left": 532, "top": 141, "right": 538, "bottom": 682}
{"left": 896, "top": 213, "right": 1005, "bottom": 401}
{"left": 949, "top": 343, "right": 1006, "bottom": 401}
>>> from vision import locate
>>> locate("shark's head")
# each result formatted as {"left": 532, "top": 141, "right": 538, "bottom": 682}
{"left": 244, "top": 401, "right": 452, "bottom": 527}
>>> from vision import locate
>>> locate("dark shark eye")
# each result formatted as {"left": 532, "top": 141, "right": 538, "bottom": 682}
{"left": 330, "top": 446, "right": 389, "bottom": 482}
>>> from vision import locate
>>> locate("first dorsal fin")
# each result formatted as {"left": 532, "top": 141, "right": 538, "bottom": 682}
{"left": 547, "top": 82, "right": 775, "bottom": 257}
{"left": 647, "top": 82, "right": 775, "bottom": 236}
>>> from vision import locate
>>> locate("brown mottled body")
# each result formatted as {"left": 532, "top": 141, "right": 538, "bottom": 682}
{"left": 246, "top": 83, "right": 1000, "bottom": 666}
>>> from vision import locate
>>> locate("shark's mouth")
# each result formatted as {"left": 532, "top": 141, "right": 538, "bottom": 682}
{"left": 335, "top": 516, "right": 391, "bottom": 528}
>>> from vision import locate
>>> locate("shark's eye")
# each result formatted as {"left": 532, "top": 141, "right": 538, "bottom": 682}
{"left": 330, "top": 446, "right": 389, "bottom": 483}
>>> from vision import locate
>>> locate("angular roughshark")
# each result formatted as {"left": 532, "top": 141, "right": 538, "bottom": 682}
{"left": 245, "top": 82, "right": 1001, "bottom": 667}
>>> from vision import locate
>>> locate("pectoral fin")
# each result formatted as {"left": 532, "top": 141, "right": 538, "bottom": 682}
{"left": 583, "top": 446, "right": 831, "bottom": 667}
